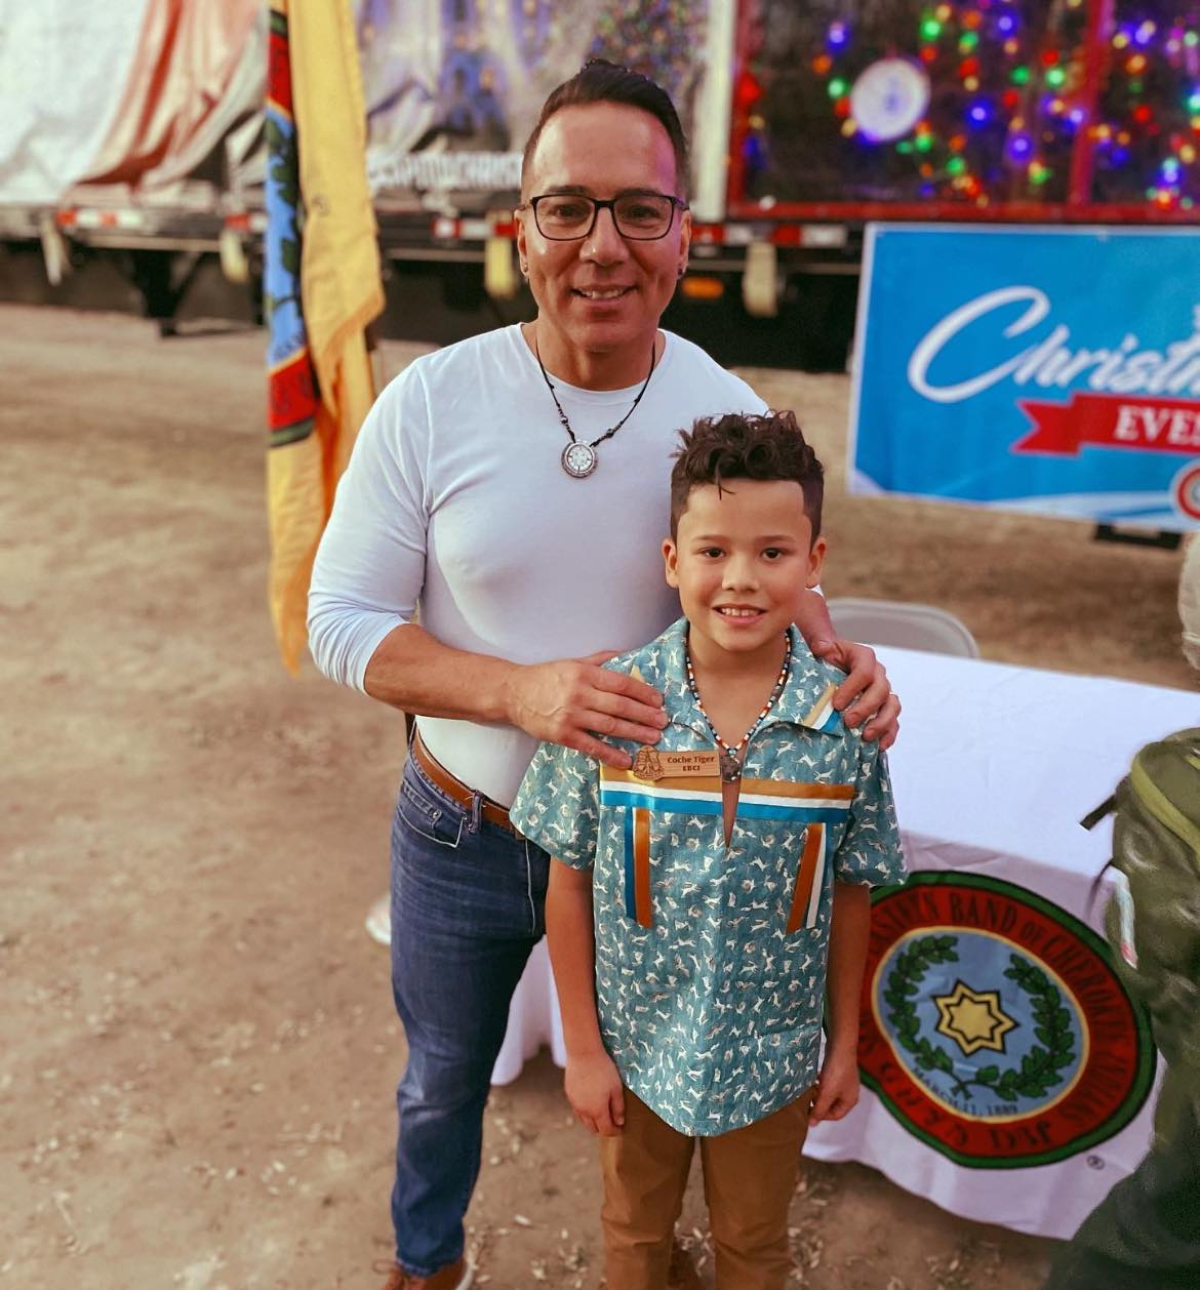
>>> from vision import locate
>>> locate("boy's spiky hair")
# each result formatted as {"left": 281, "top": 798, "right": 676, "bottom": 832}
{"left": 669, "top": 411, "right": 824, "bottom": 539}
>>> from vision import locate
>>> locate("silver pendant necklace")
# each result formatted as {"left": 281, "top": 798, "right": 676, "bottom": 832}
{"left": 533, "top": 335, "right": 657, "bottom": 479}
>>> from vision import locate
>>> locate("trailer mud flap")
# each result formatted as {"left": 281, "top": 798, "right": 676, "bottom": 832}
{"left": 743, "top": 240, "right": 778, "bottom": 318}
{"left": 220, "top": 227, "right": 249, "bottom": 285}
{"left": 485, "top": 233, "right": 517, "bottom": 300}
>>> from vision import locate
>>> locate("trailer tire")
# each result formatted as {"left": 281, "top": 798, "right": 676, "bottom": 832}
{"left": 441, "top": 263, "right": 485, "bottom": 312}
{"left": 783, "top": 273, "right": 858, "bottom": 373}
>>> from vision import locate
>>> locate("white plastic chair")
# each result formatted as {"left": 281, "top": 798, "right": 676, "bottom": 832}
{"left": 826, "top": 597, "right": 980, "bottom": 658}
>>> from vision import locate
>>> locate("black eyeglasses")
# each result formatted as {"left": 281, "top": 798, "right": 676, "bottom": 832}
{"left": 521, "top": 192, "right": 688, "bottom": 241}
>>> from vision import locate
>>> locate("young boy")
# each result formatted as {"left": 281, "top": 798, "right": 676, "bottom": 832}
{"left": 510, "top": 411, "right": 906, "bottom": 1290}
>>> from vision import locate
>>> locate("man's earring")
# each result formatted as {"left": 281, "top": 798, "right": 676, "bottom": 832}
{"left": 677, "top": 266, "right": 686, "bottom": 279}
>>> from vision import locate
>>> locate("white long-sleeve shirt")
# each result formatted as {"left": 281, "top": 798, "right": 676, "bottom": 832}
{"left": 308, "top": 323, "right": 766, "bottom": 805}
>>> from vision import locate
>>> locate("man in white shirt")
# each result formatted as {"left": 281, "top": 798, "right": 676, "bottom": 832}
{"left": 309, "top": 59, "right": 900, "bottom": 1290}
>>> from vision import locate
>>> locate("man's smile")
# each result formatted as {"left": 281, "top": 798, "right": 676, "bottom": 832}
{"left": 573, "top": 285, "right": 635, "bottom": 300}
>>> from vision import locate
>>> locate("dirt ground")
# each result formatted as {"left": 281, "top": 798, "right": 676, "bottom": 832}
{"left": 2, "top": 303, "right": 1193, "bottom": 1290}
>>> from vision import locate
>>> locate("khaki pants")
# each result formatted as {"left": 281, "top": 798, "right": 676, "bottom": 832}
{"left": 598, "top": 1088, "right": 815, "bottom": 1290}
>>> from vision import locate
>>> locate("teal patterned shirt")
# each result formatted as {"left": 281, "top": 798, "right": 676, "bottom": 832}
{"left": 510, "top": 616, "right": 905, "bottom": 1135}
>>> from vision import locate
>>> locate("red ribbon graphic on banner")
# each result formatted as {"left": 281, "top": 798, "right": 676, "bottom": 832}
{"left": 1014, "top": 392, "right": 1200, "bottom": 456}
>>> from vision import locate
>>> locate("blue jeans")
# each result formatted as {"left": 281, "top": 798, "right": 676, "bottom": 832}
{"left": 388, "top": 754, "right": 550, "bottom": 1276}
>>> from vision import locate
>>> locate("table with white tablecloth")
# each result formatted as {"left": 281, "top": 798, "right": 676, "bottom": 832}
{"left": 490, "top": 647, "right": 1196, "bottom": 1238}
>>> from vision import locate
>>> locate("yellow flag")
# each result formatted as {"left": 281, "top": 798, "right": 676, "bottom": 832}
{"left": 265, "top": 0, "right": 384, "bottom": 671}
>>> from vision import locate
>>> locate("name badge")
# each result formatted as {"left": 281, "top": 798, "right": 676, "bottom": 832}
{"left": 632, "top": 747, "right": 720, "bottom": 781}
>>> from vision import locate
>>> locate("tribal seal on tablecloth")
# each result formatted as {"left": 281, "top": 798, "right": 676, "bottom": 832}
{"left": 860, "top": 873, "right": 1156, "bottom": 1168}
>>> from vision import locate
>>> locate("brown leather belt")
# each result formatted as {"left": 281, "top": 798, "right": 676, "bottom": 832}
{"left": 410, "top": 729, "right": 517, "bottom": 835}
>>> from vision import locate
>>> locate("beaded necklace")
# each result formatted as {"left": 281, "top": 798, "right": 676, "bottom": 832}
{"left": 684, "top": 635, "right": 791, "bottom": 783}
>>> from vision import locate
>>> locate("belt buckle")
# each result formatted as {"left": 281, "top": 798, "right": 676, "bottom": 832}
{"left": 416, "top": 734, "right": 511, "bottom": 833}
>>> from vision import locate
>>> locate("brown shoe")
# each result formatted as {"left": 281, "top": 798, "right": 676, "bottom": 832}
{"left": 377, "top": 1257, "right": 472, "bottom": 1290}
{"left": 666, "top": 1238, "right": 704, "bottom": 1290}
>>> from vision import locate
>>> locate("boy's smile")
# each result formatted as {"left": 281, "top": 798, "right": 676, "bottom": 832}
{"left": 663, "top": 479, "right": 826, "bottom": 672}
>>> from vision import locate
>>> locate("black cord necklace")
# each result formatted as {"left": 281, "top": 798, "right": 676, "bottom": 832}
{"left": 533, "top": 335, "right": 657, "bottom": 479}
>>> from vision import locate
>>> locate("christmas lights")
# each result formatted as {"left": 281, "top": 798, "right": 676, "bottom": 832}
{"left": 751, "top": 1, "right": 1200, "bottom": 212}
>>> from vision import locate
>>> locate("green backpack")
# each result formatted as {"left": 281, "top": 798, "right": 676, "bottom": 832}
{"left": 1085, "top": 729, "right": 1200, "bottom": 1096}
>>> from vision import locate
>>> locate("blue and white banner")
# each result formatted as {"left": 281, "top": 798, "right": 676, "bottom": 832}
{"left": 850, "top": 226, "right": 1200, "bottom": 531}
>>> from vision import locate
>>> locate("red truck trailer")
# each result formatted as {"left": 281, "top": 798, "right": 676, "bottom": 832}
{"left": 2, "top": 0, "right": 1196, "bottom": 366}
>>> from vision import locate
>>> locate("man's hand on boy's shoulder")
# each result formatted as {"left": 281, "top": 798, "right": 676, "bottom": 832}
{"left": 506, "top": 649, "right": 668, "bottom": 767}
{"left": 564, "top": 1050, "right": 626, "bottom": 1136}
{"left": 809, "top": 1042, "right": 860, "bottom": 1125}
{"left": 808, "top": 637, "right": 901, "bottom": 750}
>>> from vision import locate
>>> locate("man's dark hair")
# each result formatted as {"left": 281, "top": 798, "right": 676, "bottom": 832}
{"left": 521, "top": 59, "right": 689, "bottom": 198}
{"left": 669, "top": 411, "right": 824, "bottom": 540}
